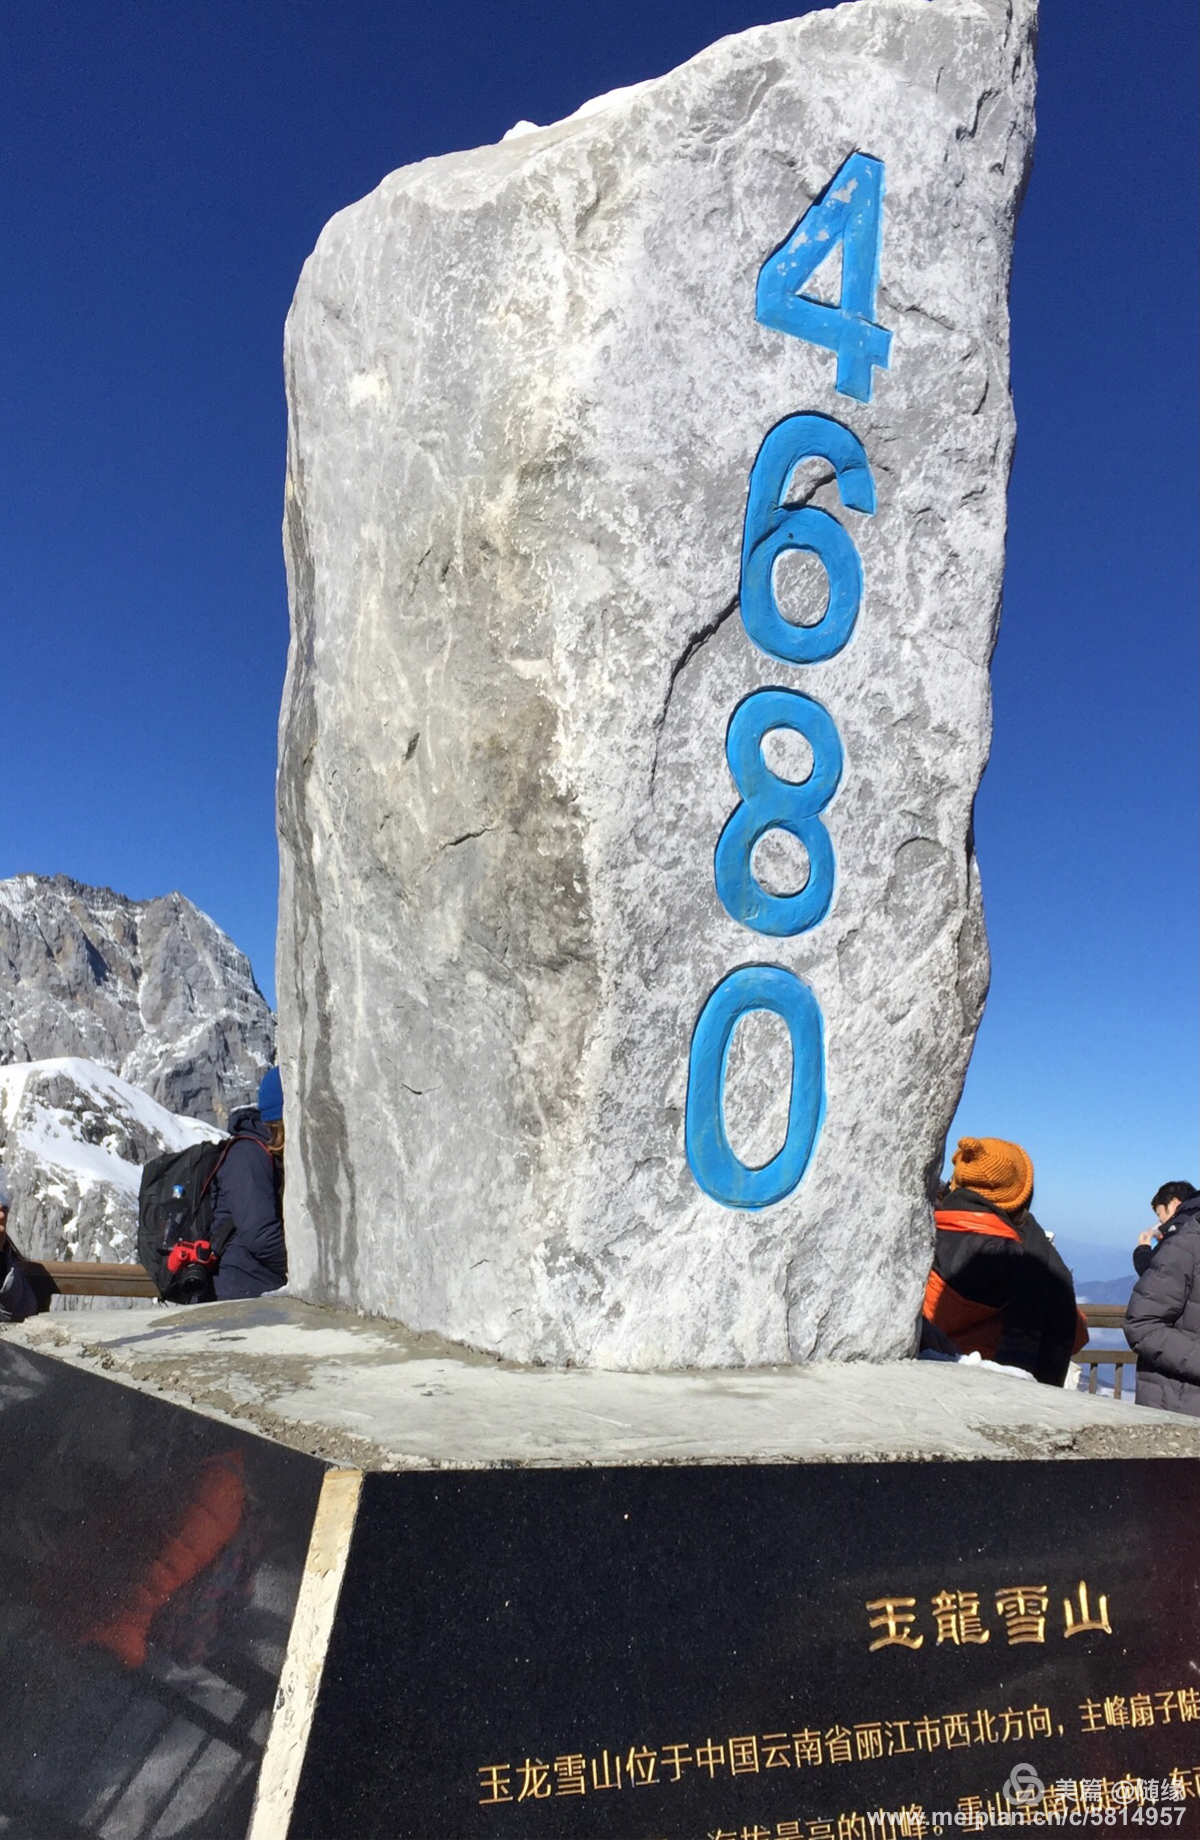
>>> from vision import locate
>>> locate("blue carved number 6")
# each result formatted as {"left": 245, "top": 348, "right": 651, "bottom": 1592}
{"left": 740, "top": 413, "right": 875, "bottom": 667}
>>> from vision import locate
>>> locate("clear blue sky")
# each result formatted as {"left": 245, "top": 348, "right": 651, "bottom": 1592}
{"left": 3, "top": 0, "right": 1195, "bottom": 1262}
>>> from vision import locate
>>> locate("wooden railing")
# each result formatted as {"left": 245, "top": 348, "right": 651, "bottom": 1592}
{"left": 1080, "top": 1304, "right": 1128, "bottom": 1330}
{"left": 1075, "top": 1303, "right": 1136, "bottom": 1399}
{"left": 25, "top": 1259, "right": 158, "bottom": 1300}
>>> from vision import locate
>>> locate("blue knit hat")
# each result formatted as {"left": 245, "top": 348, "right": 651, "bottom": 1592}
{"left": 257, "top": 1065, "right": 284, "bottom": 1122}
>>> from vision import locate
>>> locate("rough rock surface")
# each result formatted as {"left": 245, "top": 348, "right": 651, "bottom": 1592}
{"left": 0, "top": 875, "right": 275, "bottom": 1126}
{"left": 0, "top": 1058, "right": 220, "bottom": 1286}
{"left": 278, "top": 0, "right": 1036, "bottom": 1366}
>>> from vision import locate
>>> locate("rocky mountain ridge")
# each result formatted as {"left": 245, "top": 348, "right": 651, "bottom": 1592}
{"left": 0, "top": 874, "right": 274, "bottom": 1127}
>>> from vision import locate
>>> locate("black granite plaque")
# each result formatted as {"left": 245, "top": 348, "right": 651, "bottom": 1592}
{"left": 0, "top": 1340, "right": 326, "bottom": 1839}
{"left": 291, "top": 1461, "right": 1200, "bottom": 1840}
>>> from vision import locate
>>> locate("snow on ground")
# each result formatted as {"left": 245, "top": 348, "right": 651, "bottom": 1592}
{"left": 0, "top": 1057, "right": 219, "bottom": 1199}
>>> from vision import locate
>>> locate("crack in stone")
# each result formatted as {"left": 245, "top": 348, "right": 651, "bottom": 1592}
{"left": 880, "top": 291, "right": 960, "bottom": 336}
{"left": 955, "top": 85, "right": 1000, "bottom": 144}
{"left": 927, "top": 630, "right": 982, "bottom": 671}
{"left": 574, "top": 182, "right": 604, "bottom": 238}
{"left": 415, "top": 828, "right": 504, "bottom": 890}
{"left": 408, "top": 545, "right": 432, "bottom": 594}
{"left": 648, "top": 594, "right": 739, "bottom": 794}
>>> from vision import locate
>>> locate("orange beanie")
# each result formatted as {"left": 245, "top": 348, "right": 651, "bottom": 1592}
{"left": 950, "top": 1137, "right": 1034, "bottom": 1214}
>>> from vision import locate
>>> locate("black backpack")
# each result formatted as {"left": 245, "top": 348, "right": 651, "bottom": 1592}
{"left": 138, "top": 1139, "right": 235, "bottom": 1304}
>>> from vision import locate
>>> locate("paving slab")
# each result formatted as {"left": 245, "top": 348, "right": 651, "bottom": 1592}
{"left": 5, "top": 1296, "right": 1194, "bottom": 1470}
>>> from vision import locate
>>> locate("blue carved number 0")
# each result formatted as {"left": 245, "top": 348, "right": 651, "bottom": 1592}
{"left": 685, "top": 966, "right": 826, "bottom": 1210}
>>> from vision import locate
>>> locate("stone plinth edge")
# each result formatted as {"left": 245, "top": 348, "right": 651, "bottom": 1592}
{"left": 5, "top": 1297, "right": 1194, "bottom": 1468}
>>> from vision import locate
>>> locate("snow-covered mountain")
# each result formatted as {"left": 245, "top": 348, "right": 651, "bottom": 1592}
{"left": 0, "top": 1058, "right": 221, "bottom": 1268}
{"left": 0, "top": 874, "right": 274, "bottom": 1126}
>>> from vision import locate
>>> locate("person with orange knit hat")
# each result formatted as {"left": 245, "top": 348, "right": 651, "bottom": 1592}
{"left": 921, "top": 1136, "right": 1084, "bottom": 1385}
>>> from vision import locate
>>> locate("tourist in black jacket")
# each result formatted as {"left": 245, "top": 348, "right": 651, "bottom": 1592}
{"left": 1125, "top": 1188, "right": 1200, "bottom": 1416}
{"left": 211, "top": 1068, "right": 287, "bottom": 1300}
{"left": 922, "top": 1136, "right": 1083, "bottom": 1386}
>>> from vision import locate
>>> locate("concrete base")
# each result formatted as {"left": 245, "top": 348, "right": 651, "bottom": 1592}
{"left": 6, "top": 1299, "right": 1199, "bottom": 1840}
{"left": 6, "top": 1295, "right": 1196, "bottom": 1468}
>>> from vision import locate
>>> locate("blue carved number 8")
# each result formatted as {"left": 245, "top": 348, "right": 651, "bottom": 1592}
{"left": 714, "top": 688, "right": 843, "bottom": 936}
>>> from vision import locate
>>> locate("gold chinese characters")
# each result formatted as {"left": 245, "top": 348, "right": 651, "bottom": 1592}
{"left": 865, "top": 1579, "right": 1112, "bottom": 1652}
{"left": 476, "top": 1684, "right": 1200, "bottom": 1808}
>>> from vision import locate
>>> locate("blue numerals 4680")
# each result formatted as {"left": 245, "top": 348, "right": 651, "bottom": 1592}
{"left": 685, "top": 153, "right": 890, "bottom": 1211}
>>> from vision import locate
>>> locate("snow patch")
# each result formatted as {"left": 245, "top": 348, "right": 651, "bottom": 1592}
{"left": 0, "top": 1058, "right": 219, "bottom": 1200}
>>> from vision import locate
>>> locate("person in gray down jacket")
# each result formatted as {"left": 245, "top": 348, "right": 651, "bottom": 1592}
{"left": 1124, "top": 1185, "right": 1200, "bottom": 1415}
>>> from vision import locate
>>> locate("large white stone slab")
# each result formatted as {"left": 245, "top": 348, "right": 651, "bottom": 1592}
{"left": 277, "top": 0, "right": 1036, "bottom": 1366}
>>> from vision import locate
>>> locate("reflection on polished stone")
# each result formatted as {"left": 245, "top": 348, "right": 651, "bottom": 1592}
{"left": 0, "top": 1341, "right": 325, "bottom": 1838}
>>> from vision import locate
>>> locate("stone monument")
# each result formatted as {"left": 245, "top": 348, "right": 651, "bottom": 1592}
{"left": 277, "top": 0, "right": 1034, "bottom": 1366}
{"left": 13, "top": 14, "right": 1200, "bottom": 1840}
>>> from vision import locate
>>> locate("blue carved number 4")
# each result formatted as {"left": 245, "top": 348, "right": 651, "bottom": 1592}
{"left": 756, "top": 152, "right": 891, "bottom": 402}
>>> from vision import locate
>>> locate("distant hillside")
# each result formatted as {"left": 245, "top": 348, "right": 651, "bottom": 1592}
{"left": 0, "top": 873, "right": 274, "bottom": 1126}
{"left": 1074, "top": 1273, "right": 1134, "bottom": 1307}
{"left": 1054, "top": 1233, "right": 1135, "bottom": 1280}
